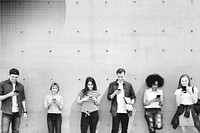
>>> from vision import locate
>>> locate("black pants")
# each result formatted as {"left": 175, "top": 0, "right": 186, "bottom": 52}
{"left": 144, "top": 108, "right": 161, "bottom": 133}
{"left": 80, "top": 110, "right": 99, "bottom": 133}
{"left": 47, "top": 113, "right": 62, "bottom": 133}
{"left": 111, "top": 113, "right": 129, "bottom": 133}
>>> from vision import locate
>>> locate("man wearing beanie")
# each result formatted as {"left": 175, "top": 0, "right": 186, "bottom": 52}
{"left": 0, "top": 68, "right": 27, "bottom": 133}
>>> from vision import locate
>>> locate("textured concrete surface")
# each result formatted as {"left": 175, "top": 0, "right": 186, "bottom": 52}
{"left": 1, "top": 0, "right": 200, "bottom": 132}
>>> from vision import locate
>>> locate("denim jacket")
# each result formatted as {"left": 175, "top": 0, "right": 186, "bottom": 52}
{"left": 107, "top": 80, "right": 136, "bottom": 117}
{"left": 0, "top": 79, "right": 26, "bottom": 115}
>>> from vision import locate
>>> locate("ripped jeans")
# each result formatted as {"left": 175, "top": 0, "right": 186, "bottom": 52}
{"left": 144, "top": 108, "right": 162, "bottom": 133}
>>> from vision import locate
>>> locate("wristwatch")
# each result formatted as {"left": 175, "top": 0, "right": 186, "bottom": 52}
{"left": 24, "top": 111, "right": 27, "bottom": 114}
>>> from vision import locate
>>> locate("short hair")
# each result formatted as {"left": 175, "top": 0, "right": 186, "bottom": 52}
{"left": 9, "top": 68, "right": 19, "bottom": 75}
{"left": 50, "top": 82, "right": 60, "bottom": 91}
{"left": 116, "top": 68, "right": 126, "bottom": 74}
{"left": 146, "top": 74, "right": 164, "bottom": 88}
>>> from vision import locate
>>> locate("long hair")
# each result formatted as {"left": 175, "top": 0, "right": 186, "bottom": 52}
{"left": 146, "top": 73, "right": 164, "bottom": 88}
{"left": 82, "top": 77, "right": 97, "bottom": 96}
{"left": 177, "top": 74, "right": 191, "bottom": 89}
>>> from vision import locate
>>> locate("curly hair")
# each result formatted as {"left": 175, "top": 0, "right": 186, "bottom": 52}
{"left": 146, "top": 74, "right": 164, "bottom": 88}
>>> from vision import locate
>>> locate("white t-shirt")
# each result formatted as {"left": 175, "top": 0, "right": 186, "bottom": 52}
{"left": 174, "top": 86, "right": 199, "bottom": 105}
{"left": 117, "top": 83, "right": 127, "bottom": 113}
{"left": 12, "top": 83, "right": 19, "bottom": 112}
{"left": 144, "top": 88, "right": 163, "bottom": 109}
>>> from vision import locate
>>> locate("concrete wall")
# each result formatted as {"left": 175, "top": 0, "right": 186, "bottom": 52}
{"left": 1, "top": 0, "right": 200, "bottom": 132}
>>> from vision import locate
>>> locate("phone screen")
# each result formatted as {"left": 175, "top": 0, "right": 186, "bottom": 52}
{"left": 182, "top": 86, "right": 187, "bottom": 93}
{"left": 157, "top": 95, "right": 161, "bottom": 98}
{"left": 14, "top": 90, "right": 19, "bottom": 93}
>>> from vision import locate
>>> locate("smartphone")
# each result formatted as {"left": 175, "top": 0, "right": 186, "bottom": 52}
{"left": 52, "top": 98, "right": 56, "bottom": 103}
{"left": 182, "top": 86, "right": 187, "bottom": 93}
{"left": 157, "top": 95, "right": 161, "bottom": 99}
{"left": 14, "top": 90, "right": 19, "bottom": 93}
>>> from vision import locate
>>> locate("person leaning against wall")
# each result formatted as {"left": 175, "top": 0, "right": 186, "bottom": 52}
{"left": 77, "top": 77, "right": 101, "bottom": 133}
{"left": 0, "top": 68, "right": 28, "bottom": 133}
{"left": 107, "top": 68, "right": 136, "bottom": 133}
{"left": 171, "top": 74, "right": 200, "bottom": 133}
{"left": 143, "top": 74, "right": 164, "bottom": 133}
{"left": 44, "top": 82, "right": 64, "bottom": 133}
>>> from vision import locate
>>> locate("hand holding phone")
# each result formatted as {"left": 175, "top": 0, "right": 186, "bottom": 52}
{"left": 182, "top": 86, "right": 187, "bottom": 93}
{"left": 157, "top": 95, "right": 161, "bottom": 99}
{"left": 14, "top": 90, "right": 19, "bottom": 93}
{"left": 156, "top": 95, "right": 162, "bottom": 104}
{"left": 116, "top": 89, "right": 121, "bottom": 95}
{"left": 52, "top": 98, "right": 57, "bottom": 104}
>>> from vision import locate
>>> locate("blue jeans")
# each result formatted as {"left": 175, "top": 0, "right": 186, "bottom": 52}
{"left": 47, "top": 113, "right": 62, "bottom": 133}
{"left": 111, "top": 113, "right": 129, "bottom": 133}
{"left": 80, "top": 110, "right": 99, "bottom": 133}
{"left": 1, "top": 112, "right": 21, "bottom": 133}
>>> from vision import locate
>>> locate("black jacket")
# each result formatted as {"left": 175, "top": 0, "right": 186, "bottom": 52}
{"left": 171, "top": 104, "right": 200, "bottom": 132}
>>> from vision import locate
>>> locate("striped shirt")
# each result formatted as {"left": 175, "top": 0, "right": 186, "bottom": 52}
{"left": 78, "top": 90, "right": 100, "bottom": 113}
{"left": 44, "top": 94, "right": 64, "bottom": 114}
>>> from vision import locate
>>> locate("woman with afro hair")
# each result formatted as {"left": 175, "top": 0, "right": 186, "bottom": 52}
{"left": 143, "top": 74, "right": 164, "bottom": 133}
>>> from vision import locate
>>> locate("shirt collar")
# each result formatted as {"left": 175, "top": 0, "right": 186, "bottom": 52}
{"left": 6, "top": 79, "right": 19, "bottom": 85}
{"left": 114, "top": 80, "right": 126, "bottom": 85}
{"left": 149, "top": 88, "right": 158, "bottom": 92}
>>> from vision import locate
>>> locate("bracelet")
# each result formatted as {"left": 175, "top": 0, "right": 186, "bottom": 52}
{"left": 24, "top": 111, "right": 27, "bottom": 114}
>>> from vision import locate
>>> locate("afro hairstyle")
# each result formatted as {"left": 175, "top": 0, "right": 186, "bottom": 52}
{"left": 146, "top": 74, "right": 164, "bottom": 88}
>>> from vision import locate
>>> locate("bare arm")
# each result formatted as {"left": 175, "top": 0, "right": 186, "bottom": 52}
{"left": 176, "top": 93, "right": 182, "bottom": 106}
{"left": 22, "top": 100, "right": 27, "bottom": 112}
{"left": 143, "top": 90, "right": 159, "bottom": 106}
{"left": 188, "top": 87, "right": 198, "bottom": 104}
{"left": 77, "top": 95, "right": 89, "bottom": 104}
{"left": 22, "top": 100, "right": 28, "bottom": 119}
{"left": 55, "top": 97, "right": 64, "bottom": 110}
{"left": 92, "top": 95, "right": 101, "bottom": 106}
